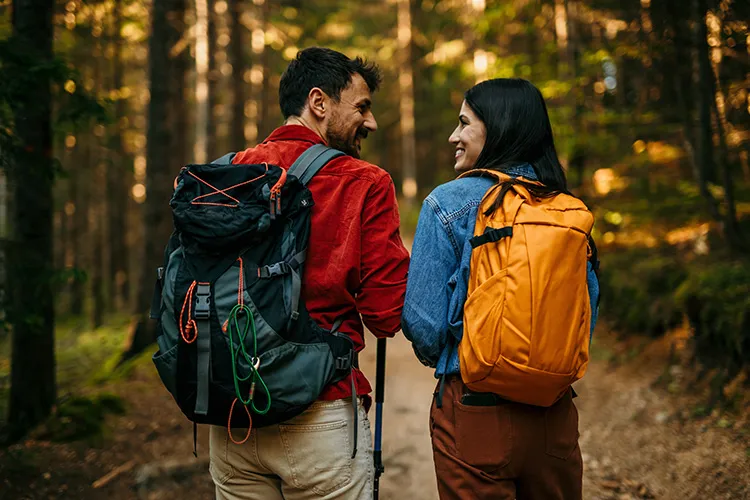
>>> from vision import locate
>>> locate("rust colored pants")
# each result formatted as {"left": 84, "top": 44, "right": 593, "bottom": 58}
{"left": 430, "top": 376, "right": 582, "bottom": 500}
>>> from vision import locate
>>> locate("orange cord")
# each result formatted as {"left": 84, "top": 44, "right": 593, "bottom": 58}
{"left": 188, "top": 164, "right": 271, "bottom": 207}
{"left": 227, "top": 397, "right": 253, "bottom": 444}
{"left": 237, "top": 257, "right": 245, "bottom": 307}
{"left": 179, "top": 281, "right": 198, "bottom": 343}
{"left": 269, "top": 164, "right": 286, "bottom": 197}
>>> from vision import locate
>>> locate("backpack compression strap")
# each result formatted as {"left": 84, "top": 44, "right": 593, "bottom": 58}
{"left": 288, "top": 143, "right": 344, "bottom": 186}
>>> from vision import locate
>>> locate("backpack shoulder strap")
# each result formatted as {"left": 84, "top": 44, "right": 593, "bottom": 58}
{"left": 588, "top": 235, "right": 600, "bottom": 276}
{"left": 288, "top": 144, "right": 345, "bottom": 186}
{"left": 211, "top": 152, "right": 237, "bottom": 165}
{"left": 458, "top": 168, "right": 507, "bottom": 183}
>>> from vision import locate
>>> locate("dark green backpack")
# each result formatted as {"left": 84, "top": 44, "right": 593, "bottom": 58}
{"left": 151, "top": 144, "right": 357, "bottom": 445}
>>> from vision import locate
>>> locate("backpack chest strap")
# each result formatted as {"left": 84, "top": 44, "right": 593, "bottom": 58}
{"left": 470, "top": 226, "right": 513, "bottom": 249}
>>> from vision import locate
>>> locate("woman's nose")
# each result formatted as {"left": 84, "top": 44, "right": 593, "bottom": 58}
{"left": 448, "top": 126, "right": 460, "bottom": 144}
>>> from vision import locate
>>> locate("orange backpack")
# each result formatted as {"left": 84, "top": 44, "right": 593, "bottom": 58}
{"left": 458, "top": 169, "right": 594, "bottom": 407}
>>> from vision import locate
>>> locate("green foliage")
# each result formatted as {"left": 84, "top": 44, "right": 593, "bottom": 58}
{"left": 675, "top": 261, "right": 750, "bottom": 372}
{"left": 0, "top": 315, "right": 131, "bottom": 423}
{"left": 38, "top": 393, "right": 125, "bottom": 442}
{"left": 599, "top": 247, "right": 687, "bottom": 337}
{"left": 53, "top": 315, "right": 132, "bottom": 388}
{"left": 89, "top": 347, "right": 153, "bottom": 386}
{"left": 600, "top": 242, "right": 750, "bottom": 373}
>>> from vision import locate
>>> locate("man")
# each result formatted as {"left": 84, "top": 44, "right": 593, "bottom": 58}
{"left": 208, "top": 47, "right": 410, "bottom": 500}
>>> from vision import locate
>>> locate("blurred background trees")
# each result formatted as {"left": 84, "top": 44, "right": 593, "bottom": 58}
{"left": 0, "top": 0, "right": 748, "bottom": 438}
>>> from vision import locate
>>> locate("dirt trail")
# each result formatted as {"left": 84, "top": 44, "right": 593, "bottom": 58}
{"left": 1, "top": 332, "right": 749, "bottom": 499}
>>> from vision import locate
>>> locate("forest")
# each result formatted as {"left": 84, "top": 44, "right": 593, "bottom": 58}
{"left": 0, "top": 0, "right": 749, "bottom": 498}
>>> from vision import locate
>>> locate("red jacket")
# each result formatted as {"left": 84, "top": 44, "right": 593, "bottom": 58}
{"left": 232, "top": 125, "right": 409, "bottom": 401}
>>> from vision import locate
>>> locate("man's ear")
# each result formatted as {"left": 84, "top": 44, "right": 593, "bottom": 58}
{"left": 308, "top": 87, "right": 327, "bottom": 120}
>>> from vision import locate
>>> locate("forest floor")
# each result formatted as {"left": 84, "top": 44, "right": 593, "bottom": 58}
{"left": 0, "top": 324, "right": 749, "bottom": 500}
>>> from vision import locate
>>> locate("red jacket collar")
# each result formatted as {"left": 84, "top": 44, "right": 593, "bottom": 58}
{"left": 262, "top": 124, "right": 327, "bottom": 146}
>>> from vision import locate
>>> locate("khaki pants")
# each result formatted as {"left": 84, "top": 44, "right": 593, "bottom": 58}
{"left": 209, "top": 399, "right": 373, "bottom": 500}
{"left": 431, "top": 376, "right": 583, "bottom": 500}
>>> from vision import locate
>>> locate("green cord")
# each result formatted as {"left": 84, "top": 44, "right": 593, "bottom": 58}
{"left": 227, "top": 303, "right": 271, "bottom": 415}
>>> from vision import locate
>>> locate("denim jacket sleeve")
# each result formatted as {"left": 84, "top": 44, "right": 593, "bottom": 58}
{"left": 402, "top": 197, "right": 458, "bottom": 368}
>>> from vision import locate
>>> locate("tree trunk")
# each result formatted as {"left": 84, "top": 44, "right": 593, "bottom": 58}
{"left": 90, "top": 158, "right": 104, "bottom": 329}
{"left": 554, "top": 0, "right": 572, "bottom": 82}
{"left": 90, "top": 24, "right": 105, "bottom": 329}
{"left": 554, "top": 0, "right": 583, "bottom": 181}
{"left": 707, "top": 13, "right": 744, "bottom": 250}
{"left": 470, "top": 0, "right": 487, "bottom": 83}
{"left": 256, "top": 0, "right": 276, "bottom": 142}
{"left": 567, "top": 1, "right": 586, "bottom": 189}
{"left": 689, "top": 0, "right": 723, "bottom": 223}
{"left": 7, "top": 0, "right": 56, "bottom": 440}
{"left": 258, "top": 0, "right": 272, "bottom": 141}
{"left": 741, "top": 150, "right": 750, "bottom": 183}
{"left": 247, "top": 2, "right": 265, "bottom": 145}
{"left": 0, "top": 170, "right": 7, "bottom": 339}
{"left": 172, "top": 1, "right": 188, "bottom": 171}
{"left": 228, "top": 0, "right": 246, "bottom": 150}
{"left": 398, "top": 0, "right": 417, "bottom": 206}
{"left": 108, "top": 0, "right": 131, "bottom": 312}
{"left": 53, "top": 137, "right": 66, "bottom": 276}
{"left": 206, "top": 0, "right": 219, "bottom": 160}
{"left": 127, "top": 0, "right": 187, "bottom": 360}
{"left": 692, "top": 0, "right": 716, "bottom": 185}
{"left": 68, "top": 135, "right": 85, "bottom": 316}
{"left": 194, "top": 0, "right": 209, "bottom": 164}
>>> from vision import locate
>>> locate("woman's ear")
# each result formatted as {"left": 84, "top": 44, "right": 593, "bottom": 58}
{"left": 308, "top": 87, "right": 327, "bottom": 120}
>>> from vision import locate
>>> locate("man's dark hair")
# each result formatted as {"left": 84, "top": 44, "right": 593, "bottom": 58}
{"left": 279, "top": 47, "right": 382, "bottom": 119}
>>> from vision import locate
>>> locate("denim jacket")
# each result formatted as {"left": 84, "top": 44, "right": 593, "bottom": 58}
{"left": 402, "top": 164, "right": 600, "bottom": 378}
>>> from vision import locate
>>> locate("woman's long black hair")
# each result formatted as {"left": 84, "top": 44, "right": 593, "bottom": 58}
{"left": 464, "top": 78, "right": 570, "bottom": 215}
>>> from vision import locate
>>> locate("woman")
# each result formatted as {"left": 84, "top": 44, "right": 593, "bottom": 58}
{"left": 402, "top": 78, "right": 599, "bottom": 500}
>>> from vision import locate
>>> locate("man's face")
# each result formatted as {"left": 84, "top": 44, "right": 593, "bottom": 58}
{"left": 325, "top": 73, "right": 378, "bottom": 158}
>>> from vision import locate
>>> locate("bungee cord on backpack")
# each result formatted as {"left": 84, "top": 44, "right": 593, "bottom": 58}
{"left": 178, "top": 257, "right": 272, "bottom": 444}
{"left": 179, "top": 281, "right": 199, "bottom": 344}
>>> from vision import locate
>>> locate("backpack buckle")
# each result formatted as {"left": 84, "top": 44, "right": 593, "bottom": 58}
{"left": 259, "top": 262, "right": 291, "bottom": 278}
{"left": 194, "top": 284, "right": 211, "bottom": 319}
{"left": 335, "top": 350, "right": 353, "bottom": 371}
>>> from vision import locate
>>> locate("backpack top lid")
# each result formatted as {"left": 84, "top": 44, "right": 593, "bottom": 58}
{"left": 171, "top": 145, "right": 344, "bottom": 253}
{"left": 461, "top": 168, "right": 593, "bottom": 232}
{"left": 171, "top": 162, "right": 305, "bottom": 251}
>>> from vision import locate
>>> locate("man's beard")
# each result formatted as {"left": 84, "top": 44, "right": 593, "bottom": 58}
{"left": 327, "top": 116, "right": 368, "bottom": 158}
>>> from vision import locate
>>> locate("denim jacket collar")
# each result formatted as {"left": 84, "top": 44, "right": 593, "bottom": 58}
{"left": 462, "top": 163, "right": 538, "bottom": 182}
{"left": 502, "top": 163, "right": 537, "bottom": 180}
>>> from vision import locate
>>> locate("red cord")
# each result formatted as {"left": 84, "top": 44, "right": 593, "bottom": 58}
{"left": 179, "top": 281, "right": 198, "bottom": 343}
{"left": 227, "top": 398, "right": 253, "bottom": 444}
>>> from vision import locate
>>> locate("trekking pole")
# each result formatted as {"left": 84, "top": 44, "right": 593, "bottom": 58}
{"left": 373, "top": 338, "right": 386, "bottom": 500}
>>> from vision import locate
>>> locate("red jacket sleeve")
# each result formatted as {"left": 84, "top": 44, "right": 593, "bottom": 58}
{"left": 356, "top": 174, "right": 410, "bottom": 338}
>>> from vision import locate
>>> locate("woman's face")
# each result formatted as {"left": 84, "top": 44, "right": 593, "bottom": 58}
{"left": 449, "top": 100, "right": 487, "bottom": 174}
